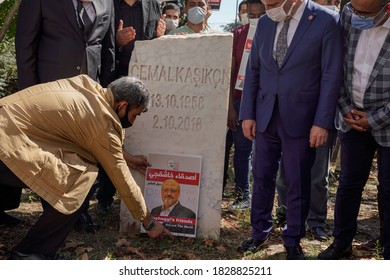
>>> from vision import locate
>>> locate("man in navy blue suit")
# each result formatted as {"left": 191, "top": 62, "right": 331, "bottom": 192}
{"left": 238, "top": 0, "right": 343, "bottom": 259}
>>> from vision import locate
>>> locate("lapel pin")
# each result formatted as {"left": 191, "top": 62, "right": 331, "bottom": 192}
{"left": 308, "top": 15, "right": 313, "bottom": 20}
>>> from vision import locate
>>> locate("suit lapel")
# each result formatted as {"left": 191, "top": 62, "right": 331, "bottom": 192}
{"left": 62, "top": 0, "right": 84, "bottom": 41}
{"left": 263, "top": 18, "right": 278, "bottom": 70}
{"left": 366, "top": 32, "right": 390, "bottom": 90}
{"left": 88, "top": 0, "right": 103, "bottom": 41}
{"left": 281, "top": 2, "right": 315, "bottom": 68}
{"left": 142, "top": 0, "right": 150, "bottom": 34}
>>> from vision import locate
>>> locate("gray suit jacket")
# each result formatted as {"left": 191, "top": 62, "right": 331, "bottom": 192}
{"left": 15, "top": 0, "right": 115, "bottom": 89}
{"left": 337, "top": 6, "right": 390, "bottom": 147}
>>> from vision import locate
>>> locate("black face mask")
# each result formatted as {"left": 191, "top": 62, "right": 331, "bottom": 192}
{"left": 116, "top": 105, "right": 133, "bottom": 128}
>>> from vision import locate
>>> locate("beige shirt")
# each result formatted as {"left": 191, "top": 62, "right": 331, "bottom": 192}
{"left": 0, "top": 75, "right": 147, "bottom": 220}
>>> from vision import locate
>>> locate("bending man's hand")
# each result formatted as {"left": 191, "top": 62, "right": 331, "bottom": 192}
{"left": 146, "top": 221, "right": 173, "bottom": 239}
{"left": 123, "top": 153, "right": 151, "bottom": 175}
{"left": 142, "top": 214, "right": 173, "bottom": 239}
{"left": 309, "top": 125, "right": 328, "bottom": 148}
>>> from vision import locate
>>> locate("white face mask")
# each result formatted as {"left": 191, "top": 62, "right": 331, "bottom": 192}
{"left": 187, "top": 7, "right": 206, "bottom": 24}
{"left": 240, "top": 13, "right": 249, "bottom": 25}
{"left": 165, "top": 18, "right": 179, "bottom": 32}
{"left": 249, "top": 18, "right": 259, "bottom": 26}
{"left": 266, "top": 0, "right": 294, "bottom": 22}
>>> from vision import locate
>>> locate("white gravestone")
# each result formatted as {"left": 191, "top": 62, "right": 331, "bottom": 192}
{"left": 120, "top": 33, "right": 233, "bottom": 239}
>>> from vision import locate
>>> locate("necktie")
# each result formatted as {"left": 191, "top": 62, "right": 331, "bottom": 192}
{"left": 77, "top": 1, "right": 93, "bottom": 37}
{"left": 275, "top": 18, "right": 291, "bottom": 68}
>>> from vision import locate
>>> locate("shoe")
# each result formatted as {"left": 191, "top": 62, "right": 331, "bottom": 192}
{"left": 309, "top": 226, "right": 328, "bottom": 242}
{"left": 284, "top": 245, "right": 305, "bottom": 260}
{"left": 318, "top": 243, "right": 352, "bottom": 260}
{"left": 228, "top": 199, "right": 250, "bottom": 211}
{"left": 237, "top": 237, "right": 269, "bottom": 253}
{"left": 74, "top": 212, "right": 101, "bottom": 233}
{"left": 11, "top": 250, "right": 48, "bottom": 260}
{"left": 0, "top": 211, "right": 22, "bottom": 227}
{"left": 356, "top": 237, "right": 383, "bottom": 250}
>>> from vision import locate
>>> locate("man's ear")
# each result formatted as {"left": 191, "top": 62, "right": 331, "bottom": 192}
{"left": 116, "top": 101, "right": 128, "bottom": 112}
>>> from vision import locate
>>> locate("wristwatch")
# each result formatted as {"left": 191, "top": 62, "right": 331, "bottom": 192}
{"left": 144, "top": 218, "right": 156, "bottom": 231}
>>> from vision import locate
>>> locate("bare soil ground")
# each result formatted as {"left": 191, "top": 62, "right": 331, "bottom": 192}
{"left": 0, "top": 162, "right": 382, "bottom": 260}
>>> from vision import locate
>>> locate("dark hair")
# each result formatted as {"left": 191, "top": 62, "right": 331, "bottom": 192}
{"left": 247, "top": 0, "right": 263, "bottom": 5}
{"left": 163, "top": 3, "right": 180, "bottom": 14}
{"left": 239, "top": 0, "right": 248, "bottom": 13}
{"left": 108, "top": 77, "right": 149, "bottom": 112}
{"left": 381, "top": 0, "right": 390, "bottom": 7}
{"left": 184, "top": 0, "right": 209, "bottom": 6}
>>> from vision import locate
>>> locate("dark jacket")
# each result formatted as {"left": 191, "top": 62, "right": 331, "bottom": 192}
{"left": 114, "top": 0, "right": 161, "bottom": 77}
{"left": 15, "top": 0, "right": 115, "bottom": 89}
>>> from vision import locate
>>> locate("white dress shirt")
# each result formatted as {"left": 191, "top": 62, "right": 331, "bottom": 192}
{"left": 352, "top": 18, "right": 390, "bottom": 108}
{"left": 159, "top": 201, "right": 179, "bottom": 216}
{"left": 273, "top": 0, "right": 307, "bottom": 58}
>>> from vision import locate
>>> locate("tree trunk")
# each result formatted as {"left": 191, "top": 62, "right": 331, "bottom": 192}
{"left": 0, "top": 0, "right": 22, "bottom": 44}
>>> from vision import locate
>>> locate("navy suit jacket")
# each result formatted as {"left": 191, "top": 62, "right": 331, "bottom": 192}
{"left": 16, "top": 0, "right": 115, "bottom": 89}
{"left": 240, "top": 1, "right": 343, "bottom": 138}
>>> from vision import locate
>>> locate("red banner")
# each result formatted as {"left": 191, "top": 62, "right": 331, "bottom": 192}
{"left": 209, "top": 0, "right": 222, "bottom": 10}
{"left": 146, "top": 168, "right": 200, "bottom": 185}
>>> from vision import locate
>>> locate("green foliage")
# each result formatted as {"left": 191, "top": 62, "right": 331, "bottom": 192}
{"left": 222, "top": 22, "right": 240, "bottom": 33}
{"left": 0, "top": 0, "right": 18, "bottom": 39}
{"left": 0, "top": 38, "right": 17, "bottom": 98}
{"left": 0, "top": 0, "right": 18, "bottom": 98}
{"left": 20, "top": 189, "right": 40, "bottom": 203}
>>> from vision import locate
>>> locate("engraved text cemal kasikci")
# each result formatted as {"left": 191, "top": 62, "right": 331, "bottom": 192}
{"left": 130, "top": 64, "right": 228, "bottom": 89}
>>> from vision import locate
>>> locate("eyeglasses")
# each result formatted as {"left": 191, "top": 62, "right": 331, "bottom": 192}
{"left": 346, "top": 3, "right": 382, "bottom": 19}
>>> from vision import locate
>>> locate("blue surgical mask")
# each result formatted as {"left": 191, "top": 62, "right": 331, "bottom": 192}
{"left": 350, "top": 4, "right": 390, "bottom": 30}
{"left": 351, "top": 14, "right": 375, "bottom": 30}
{"left": 187, "top": 7, "right": 206, "bottom": 24}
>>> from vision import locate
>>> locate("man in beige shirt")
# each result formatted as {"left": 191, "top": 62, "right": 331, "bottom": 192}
{"left": 0, "top": 75, "right": 172, "bottom": 260}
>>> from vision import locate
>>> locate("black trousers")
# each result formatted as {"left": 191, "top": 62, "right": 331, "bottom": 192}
{"left": 0, "top": 160, "right": 95, "bottom": 258}
{"left": 333, "top": 130, "right": 390, "bottom": 259}
{"left": 0, "top": 185, "right": 21, "bottom": 211}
